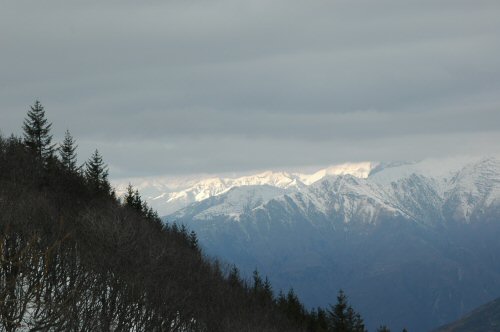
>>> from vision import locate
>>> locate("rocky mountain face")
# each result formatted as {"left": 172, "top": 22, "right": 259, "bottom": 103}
{"left": 166, "top": 157, "right": 500, "bottom": 331}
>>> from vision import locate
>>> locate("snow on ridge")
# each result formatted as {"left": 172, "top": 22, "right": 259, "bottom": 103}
{"left": 297, "top": 162, "right": 374, "bottom": 185}
{"left": 368, "top": 156, "right": 482, "bottom": 185}
{"left": 116, "top": 157, "right": 500, "bottom": 218}
{"left": 114, "top": 162, "right": 376, "bottom": 215}
{"left": 193, "top": 185, "right": 289, "bottom": 220}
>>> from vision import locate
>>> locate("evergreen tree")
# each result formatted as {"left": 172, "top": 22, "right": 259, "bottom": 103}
{"left": 84, "top": 149, "right": 110, "bottom": 193}
{"left": 227, "top": 265, "right": 241, "bottom": 287}
{"left": 252, "top": 269, "right": 264, "bottom": 294}
{"left": 376, "top": 326, "right": 390, "bottom": 332}
{"left": 124, "top": 183, "right": 136, "bottom": 207}
{"left": 328, "top": 290, "right": 366, "bottom": 332}
{"left": 316, "top": 307, "right": 329, "bottom": 331}
{"left": 188, "top": 230, "right": 199, "bottom": 250}
{"left": 263, "top": 276, "right": 274, "bottom": 302}
{"left": 284, "top": 288, "right": 306, "bottom": 325}
{"left": 22, "top": 100, "right": 55, "bottom": 162}
{"left": 59, "top": 129, "right": 78, "bottom": 172}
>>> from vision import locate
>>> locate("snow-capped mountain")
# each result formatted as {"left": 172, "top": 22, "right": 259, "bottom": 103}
{"left": 114, "top": 162, "right": 375, "bottom": 215}
{"left": 169, "top": 157, "right": 500, "bottom": 226}
{"left": 165, "top": 156, "right": 500, "bottom": 332}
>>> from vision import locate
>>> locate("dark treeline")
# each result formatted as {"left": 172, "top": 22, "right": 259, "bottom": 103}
{"left": 0, "top": 101, "right": 401, "bottom": 331}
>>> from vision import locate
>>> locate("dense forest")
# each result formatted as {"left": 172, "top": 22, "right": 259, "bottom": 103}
{"left": 0, "top": 101, "right": 398, "bottom": 331}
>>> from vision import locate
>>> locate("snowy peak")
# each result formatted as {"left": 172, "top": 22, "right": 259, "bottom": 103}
{"left": 115, "top": 162, "right": 375, "bottom": 215}
{"left": 172, "top": 185, "right": 289, "bottom": 220}
{"left": 169, "top": 157, "right": 500, "bottom": 226}
{"left": 443, "top": 157, "right": 500, "bottom": 222}
{"left": 156, "top": 171, "right": 304, "bottom": 215}
{"left": 298, "top": 162, "right": 374, "bottom": 185}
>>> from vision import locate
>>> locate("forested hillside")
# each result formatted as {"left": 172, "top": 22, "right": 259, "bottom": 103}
{"left": 0, "top": 101, "right": 381, "bottom": 331}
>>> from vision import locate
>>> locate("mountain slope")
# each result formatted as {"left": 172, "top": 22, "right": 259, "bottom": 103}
{"left": 433, "top": 297, "right": 500, "bottom": 332}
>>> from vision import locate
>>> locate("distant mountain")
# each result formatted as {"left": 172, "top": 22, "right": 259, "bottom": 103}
{"left": 433, "top": 297, "right": 500, "bottom": 332}
{"left": 171, "top": 157, "right": 500, "bottom": 225}
{"left": 116, "top": 162, "right": 374, "bottom": 215}
{"left": 166, "top": 157, "right": 500, "bottom": 331}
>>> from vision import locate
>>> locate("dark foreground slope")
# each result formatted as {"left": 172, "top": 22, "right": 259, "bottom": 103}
{"left": 0, "top": 135, "right": 303, "bottom": 332}
{"left": 433, "top": 297, "right": 500, "bottom": 332}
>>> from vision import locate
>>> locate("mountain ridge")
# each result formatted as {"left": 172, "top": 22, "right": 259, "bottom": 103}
{"left": 116, "top": 162, "right": 375, "bottom": 215}
{"left": 170, "top": 157, "right": 500, "bottom": 226}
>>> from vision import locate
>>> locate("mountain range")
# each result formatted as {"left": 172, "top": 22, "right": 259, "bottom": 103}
{"left": 115, "top": 162, "right": 374, "bottom": 216}
{"left": 116, "top": 157, "right": 500, "bottom": 331}
{"left": 156, "top": 156, "right": 500, "bottom": 331}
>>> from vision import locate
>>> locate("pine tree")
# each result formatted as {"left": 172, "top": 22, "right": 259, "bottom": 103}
{"left": 227, "top": 265, "right": 241, "bottom": 287}
{"left": 263, "top": 277, "right": 273, "bottom": 302}
{"left": 84, "top": 149, "right": 110, "bottom": 193}
{"left": 284, "top": 288, "right": 306, "bottom": 324}
{"left": 23, "top": 100, "right": 55, "bottom": 162}
{"left": 188, "top": 230, "right": 199, "bottom": 250}
{"left": 316, "top": 307, "right": 329, "bottom": 331}
{"left": 59, "top": 130, "right": 78, "bottom": 172}
{"left": 252, "top": 270, "right": 264, "bottom": 294}
{"left": 328, "top": 290, "right": 366, "bottom": 332}
{"left": 124, "top": 183, "right": 136, "bottom": 207}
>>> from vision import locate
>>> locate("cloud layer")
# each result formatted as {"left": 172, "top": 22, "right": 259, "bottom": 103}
{"left": 1, "top": 0, "right": 500, "bottom": 177}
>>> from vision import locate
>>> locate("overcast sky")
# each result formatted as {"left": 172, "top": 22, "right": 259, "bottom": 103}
{"left": 1, "top": 0, "right": 500, "bottom": 179}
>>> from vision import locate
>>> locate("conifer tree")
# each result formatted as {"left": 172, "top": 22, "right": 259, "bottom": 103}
{"left": 188, "top": 230, "right": 199, "bottom": 250}
{"left": 284, "top": 288, "right": 306, "bottom": 324}
{"left": 124, "top": 183, "right": 136, "bottom": 207}
{"left": 263, "top": 276, "right": 273, "bottom": 302}
{"left": 328, "top": 290, "right": 366, "bottom": 332}
{"left": 23, "top": 100, "right": 55, "bottom": 162}
{"left": 84, "top": 149, "right": 110, "bottom": 193}
{"left": 252, "top": 270, "right": 264, "bottom": 294}
{"left": 227, "top": 265, "right": 241, "bottom": 287}
{"left": 59, "top": 130, "right": 78, "bottom": 172}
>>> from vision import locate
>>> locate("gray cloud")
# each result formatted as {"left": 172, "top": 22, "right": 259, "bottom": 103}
{"left": 1, "top": 0, "right": 500, "bottom": 178}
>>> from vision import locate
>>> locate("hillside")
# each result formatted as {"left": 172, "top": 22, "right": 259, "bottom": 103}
{"left": 0, "top": 128, "right": 308, "bottom": 331}
{"left": 433, "top": 297, "right": 500, "bottom": 332}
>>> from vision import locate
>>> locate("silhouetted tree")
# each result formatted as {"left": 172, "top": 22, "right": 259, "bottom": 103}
{"left": 189, "top": 230, "right": 199, "bottom": 250}
{"left": 22, "top": 100, "right": 55, "bottom": 162}
{"left": 124, "top": 183, "right": 145, "bottom": 212}
{"left": 253, "top": 270, "right": 263, "bottom": 291}
{"left": 227, "top": 265, "right": 241, "bottom": 287}
{"left": 84, "top": 149, "right": 110, "bottom": 194}
{"left": 59, "top": 129, "right": 78, "bottom": 172}
{"left": 328, "top": 290, "right": 366, "bottom": 332}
